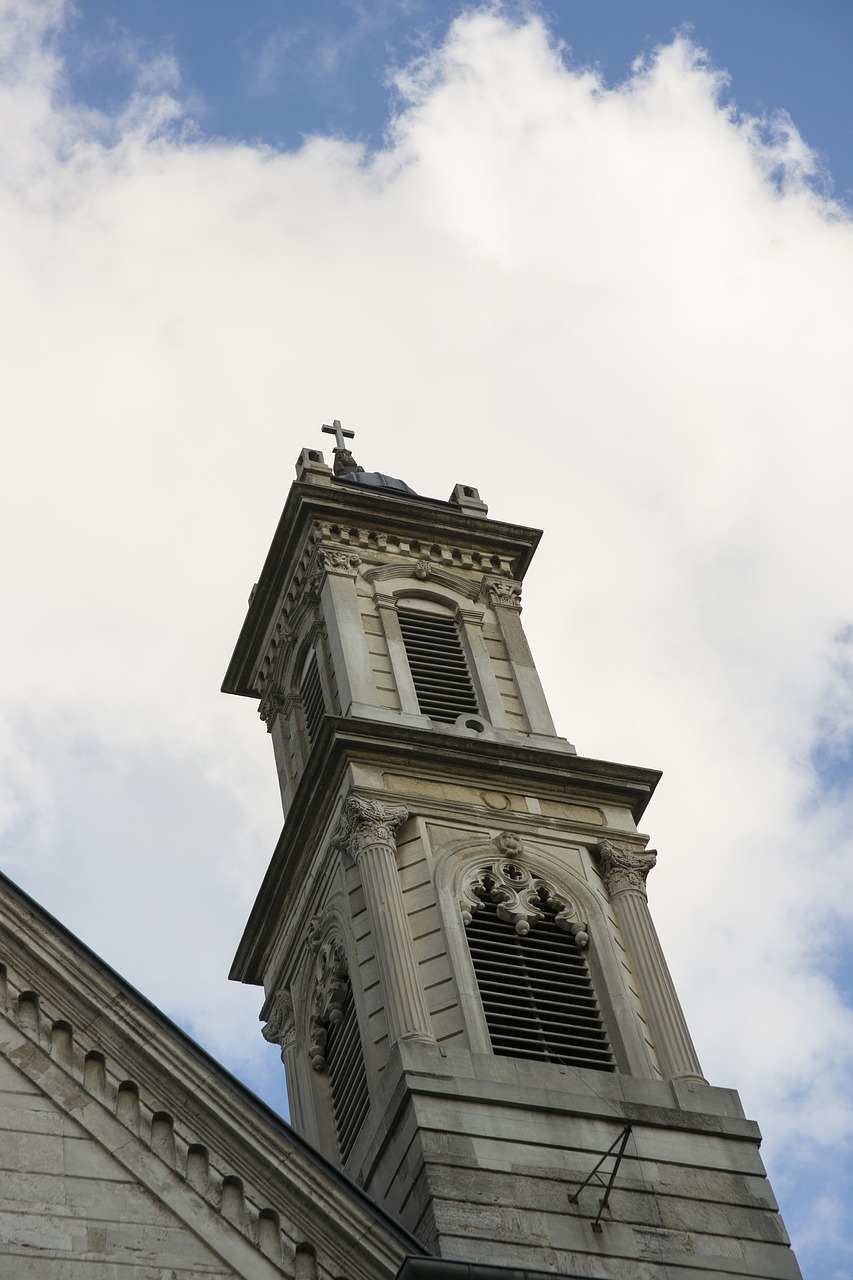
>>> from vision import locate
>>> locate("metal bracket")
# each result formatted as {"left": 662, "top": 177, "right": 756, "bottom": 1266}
{"left": 568, "top": 1123, "right": 633, "bottom": 1232}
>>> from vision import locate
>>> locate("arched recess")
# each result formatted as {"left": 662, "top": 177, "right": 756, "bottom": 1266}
{"left": 433, "top": 834, "right": 656, "bottom": 1077}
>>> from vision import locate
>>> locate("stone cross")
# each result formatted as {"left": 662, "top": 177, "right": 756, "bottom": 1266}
{"left": 322, "top": 419, "right": 354, "bottom": 451}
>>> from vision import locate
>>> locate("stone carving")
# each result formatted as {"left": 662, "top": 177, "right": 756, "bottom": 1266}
{"left": 483, "top": 579, "right": 522, "bottom": 609}
{"left": 258, "top": 681, "right": 287, "bottom": 728}
{"left": 315, "top": 520, "right": 515, "bottom": 577}
{"left": 460, "top": 860, "right": 589, "bottom": 945}
{"left": 331, "top": 796, "right": 409, "bottom": 861}
{"left": 596, "top": 839, "right": 657, "bottom": 899}
{"left": 414, "top": 560, "right": 431, "bottom": 580}
{"left": 318, "top": 550, "right": 362, "bottom": 575}
{"left": 309, "top": 937, "right": 349, "bottom": 1072}
{"left": 306, "top": 550, "right": 362, "bottom": 598}
{"left": 495, "top": 830, "right": 524, "bottom": 858}
{"left": 261, "top": 989, "right": 296, "bottom": 1059}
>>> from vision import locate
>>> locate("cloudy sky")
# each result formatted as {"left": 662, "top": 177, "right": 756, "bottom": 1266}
{"left": 1, "top": 1, "right": 852, "bottom": 1273}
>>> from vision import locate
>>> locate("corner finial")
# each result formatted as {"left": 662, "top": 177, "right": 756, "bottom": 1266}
{"left": 322, "top": 419, "right": 363, "bottom": 477}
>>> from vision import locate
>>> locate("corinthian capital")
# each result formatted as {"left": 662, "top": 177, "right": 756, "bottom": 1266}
{"left": 596, "top": 839, "right": 657, "bottom": 898}
{"left": 331, "top": 796, "right": 409, "bottom": 860}
{"left": 261, "top": 989, "right": 296, "bottom": 1060}
{"left": 482, "top": 578, "right": 522, "bottom": 609}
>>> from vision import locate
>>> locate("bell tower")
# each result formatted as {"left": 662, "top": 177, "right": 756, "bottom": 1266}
{"left": 224, "top": 427, "right": 801, "bottom": 1280}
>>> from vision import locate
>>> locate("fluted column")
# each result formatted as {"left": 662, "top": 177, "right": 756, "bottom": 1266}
{"left": 597, "top": 840, "right": 706, "bottom": 1084}
{"left": 333, "top": 797, "right": 434, "bottom": 1047}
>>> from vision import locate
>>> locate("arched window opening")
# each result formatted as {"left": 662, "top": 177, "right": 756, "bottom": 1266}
{"left": 397, "top": 600, "right": 479, "bottom": 723}
{"left": 310, "top": 938, "right": 370, "bottom": 1162}
{"left": 299, "top": 646, "right": 326, "bottom": 746}
{"left": 463, "top": 863, "right": 614, "bottom": 1072}
{"left": 325, "top": 983, "right": 370, "bottom": 1161}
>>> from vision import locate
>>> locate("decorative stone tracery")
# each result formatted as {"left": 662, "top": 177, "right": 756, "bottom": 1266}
{"left": 460, "top": 847, "right": 589, "bottom": 947}
{"left": 307, "top": 936, "right": 350, "bottom": 1073}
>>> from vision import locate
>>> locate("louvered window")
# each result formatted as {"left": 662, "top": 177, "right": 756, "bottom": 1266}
{"left": 466, "top": 895, "right": 614, "bottom": 1072}
{"left": 397, "top": 603, "right": 479, "bottom": 724}
{"left": 325, "top": 985, "right": 370, "bottom": 1161}
{"left": 300, "top": 647, "right": 326, "bottom": 746}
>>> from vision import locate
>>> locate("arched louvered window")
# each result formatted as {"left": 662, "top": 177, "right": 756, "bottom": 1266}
{"left": 310, "top": 938, "right": 370, "bottom": 1163}
{"left": 464, "top": 871, "right": 614, "bottom": 1073}
{"left": 397, "top": 600, "right": 479, "bottom": 724}
{"left": 298, "top": 646, "right": 326, "bottom": 746}
{"left": 325, "top": 984, "right": 370, "bottom": 1161}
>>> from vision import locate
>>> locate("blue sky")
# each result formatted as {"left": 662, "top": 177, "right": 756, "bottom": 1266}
{"left": 1, "top": 3, "right": 853, "bottom": 1276}
{"left": 61, "top": 1, "right": 853, "bottom": 200}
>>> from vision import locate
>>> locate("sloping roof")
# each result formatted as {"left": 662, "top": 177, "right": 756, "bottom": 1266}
{"left": 0, "top": 871, "right": 427, "bottom": 1278}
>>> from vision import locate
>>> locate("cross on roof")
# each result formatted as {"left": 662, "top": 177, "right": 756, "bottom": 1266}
{"left": 322, "top": 419, "right": 354, "bottom": 452}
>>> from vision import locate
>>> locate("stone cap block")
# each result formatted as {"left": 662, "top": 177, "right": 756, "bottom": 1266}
{"left": 295, "top": 448, "right": 333, "bottom": 483}
{"left": 449, "top": 483, "right": 488, "bottom": 516}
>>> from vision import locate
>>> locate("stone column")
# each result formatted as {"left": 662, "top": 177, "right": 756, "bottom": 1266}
{"left": 333, "top": 797, "right": 434, "bottom": 1047}
{"left": 597, "top": 840, "right": 706, "bottom": 1084}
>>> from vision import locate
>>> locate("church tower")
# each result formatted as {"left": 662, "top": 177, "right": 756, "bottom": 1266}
{"left": 223, "top": 426, "right": 800, "bottom": 1280}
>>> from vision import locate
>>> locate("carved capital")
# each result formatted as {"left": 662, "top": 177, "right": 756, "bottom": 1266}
{"left": 331, "top": 796, "right": 409, "bottom": 861}
{"left": 307, "top": 549, "right": 362, "bottom": 597}
{"left": 261, "top": 989, "right": 296, "bottom": 1059}
{"left": 596, "top": 840, "right": 657, "bottom": 898}
{"left": 258, "top": 681, "right": 287, "bottom": 729}
{"left": 461, "top": 858, "right": 588, "bottom": 945}
{"left": 482, "top": 578, "right": 522, "bottom": 610}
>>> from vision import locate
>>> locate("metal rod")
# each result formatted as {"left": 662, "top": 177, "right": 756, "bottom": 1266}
{"left": 591, "top": 1125, "right": 632, "bottom": 1232}
{"left": 568, "top": 1123, "right": 632, "bottom": 1203}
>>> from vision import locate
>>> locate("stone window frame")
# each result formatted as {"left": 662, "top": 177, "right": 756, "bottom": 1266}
{"left": 434, "top": 836, "right": 653, "bottom": 1076}
{"left": 367, "top": 575, "right": 509, "bottom": 730}
{"left": 287, "top": 623, "right": 336, "bottom": 767}
{"left": 296, "top": 909, "right": 374, "bottom": 1166}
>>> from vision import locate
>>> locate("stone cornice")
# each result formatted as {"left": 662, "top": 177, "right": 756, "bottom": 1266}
{"left": 222, "top": 479, "right": 543, "bottom": 699}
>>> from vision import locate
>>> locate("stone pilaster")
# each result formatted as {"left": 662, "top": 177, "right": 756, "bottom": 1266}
{"left": 597, "top": 840, "right": 706, "bottom": 1084}
{"left": 482, "top": 580, "right": 558, "bottom": 736}
{"left": 332, "top": 797, "right": 434, "bottom": 1047}
{"left": 313, "top": 551, "right": 378, "bottom": 716}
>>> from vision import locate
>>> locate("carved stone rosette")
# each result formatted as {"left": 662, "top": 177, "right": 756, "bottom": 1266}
{"left": 261, "top": 989, "right": 296, "bottom": 1062}
{"left": 596, "top": 839, "right": 657, "bottom": 900}
{"left": 330, "top": 794, "right": 434, "bottom": 1048}
{"left": 460, "top": 858, "right": 589, "bottom": 946}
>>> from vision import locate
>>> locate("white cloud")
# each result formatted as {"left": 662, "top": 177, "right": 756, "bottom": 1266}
{"left": 1, "top": 2, "right": 852, "bottom": 1265}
